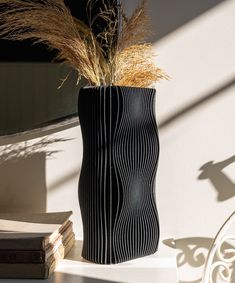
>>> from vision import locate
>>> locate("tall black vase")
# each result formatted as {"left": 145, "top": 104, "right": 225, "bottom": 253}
{"left": 78, "top": 86, "right": 160, "bottom": 264}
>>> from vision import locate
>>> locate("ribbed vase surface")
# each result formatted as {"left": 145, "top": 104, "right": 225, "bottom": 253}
{"left": 78, "top": 86, "right": 160, "bottom": 264}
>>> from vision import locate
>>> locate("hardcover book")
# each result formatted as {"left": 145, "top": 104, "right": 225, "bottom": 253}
{"left": 0, "top": 211, "right": 72, "bottom": 250}
{"left": 0, "top": 234, "right": 75, "bottom": 279}
{"left": 0, "top": 211, "right": 75, "bottom": 279}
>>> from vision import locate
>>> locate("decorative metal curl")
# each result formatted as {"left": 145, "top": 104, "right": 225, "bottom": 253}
{"left": 203, "top": 211, "right": 235, "bottom": 283}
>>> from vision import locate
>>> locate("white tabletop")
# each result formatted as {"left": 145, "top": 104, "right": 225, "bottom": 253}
{"left": 0, "top": 237, "right": 178, "bottom": 283}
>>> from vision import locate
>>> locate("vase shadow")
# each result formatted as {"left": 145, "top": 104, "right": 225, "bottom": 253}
{"left": 198, "top": 155, "right": 235, "bottom": 202}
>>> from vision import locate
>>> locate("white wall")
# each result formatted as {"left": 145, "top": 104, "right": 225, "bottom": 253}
{"left": 124, "top": 0, "right": 235, "bottom": 281}
{"left": 0, "top": 125, "right": 83, "bottom": 237}
{"left": 152, "top": 0, "right": 235, "bottom": 281}
{"left": 155, "top": 0, "right": 235, "bottom": 237}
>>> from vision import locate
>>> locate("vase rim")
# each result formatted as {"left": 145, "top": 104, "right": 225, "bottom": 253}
{"left": 82, "top": 85, "right": 156, "bottom": 91}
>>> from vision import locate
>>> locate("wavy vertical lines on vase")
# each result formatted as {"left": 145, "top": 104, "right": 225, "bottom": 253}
{"left": 78, "top": 86, "right": 160, "bottom": 264}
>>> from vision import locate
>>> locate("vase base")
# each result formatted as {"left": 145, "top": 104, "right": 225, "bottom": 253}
{"left": 81, "top": 247, "right": 159, "bottom": 265}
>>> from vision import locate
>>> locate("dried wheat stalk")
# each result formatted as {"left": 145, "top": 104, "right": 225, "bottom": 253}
{"left": 0, "top": 0, "right": 168, "bottom": 87}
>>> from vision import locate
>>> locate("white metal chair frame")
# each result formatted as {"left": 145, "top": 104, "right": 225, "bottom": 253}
{"left": 203, "top": 211, "right": 235, "bottom": 283}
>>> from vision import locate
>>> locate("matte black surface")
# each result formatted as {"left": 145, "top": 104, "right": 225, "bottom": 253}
{"left": 78, "top": 86, "right": 160, "bottom": 264}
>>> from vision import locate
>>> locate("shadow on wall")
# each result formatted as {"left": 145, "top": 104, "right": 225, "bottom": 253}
{"left": 0, "top": 152, "right": 47, "bottom": 213}
{"left": 164, "top": 237, "right": 210, "bottom": 283}
{"left": 164, "top": 237, "right": 235, "bottom": 283}
{"left": 159, "top": 77, "right": 235, "bottom": 129}
{"left": 198, "top": 155, "right": 235, "bottom": 202}
{"left": 0, "top": 137, "right": 69, "bottom": 213}
{"left": 48, "top": 168, "right": 80, "bottom": 192}
{"left": 124, "top": 0, "right": 227, "bottom": 42}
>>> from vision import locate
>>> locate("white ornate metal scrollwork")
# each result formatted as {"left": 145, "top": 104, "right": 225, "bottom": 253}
{"left": 203, "top": 211, "right": 235, "bottom": 283}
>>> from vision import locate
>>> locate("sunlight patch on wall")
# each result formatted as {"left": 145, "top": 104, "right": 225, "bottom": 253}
{"left": 152, "top": 0, "right": 235, "bottom": 123}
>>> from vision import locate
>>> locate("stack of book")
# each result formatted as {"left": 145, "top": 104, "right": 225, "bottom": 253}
{"left": 0, "top": 211, "right": 75, "bottom": 279}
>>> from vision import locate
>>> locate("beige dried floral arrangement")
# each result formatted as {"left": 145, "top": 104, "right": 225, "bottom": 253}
{"left": 0, "top": 0, "right": 168, "bottom": 88}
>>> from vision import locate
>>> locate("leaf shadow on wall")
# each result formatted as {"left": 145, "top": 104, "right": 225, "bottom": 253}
{"left": 198, "top": 155, "right": 235, "bottom": 202}
{"left": 0, "top": 137, "right": 69, "bottom": 213}
{"left": 164, "top": 237, "right": 235, "bottom": 283}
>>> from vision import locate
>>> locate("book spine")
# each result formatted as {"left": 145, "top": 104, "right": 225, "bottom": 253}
{"left": 0, "top": 263, "right": 53, "bottom": 279}
{"left": 0, "top": 232, "right": 75, "bottom": 264}
{"left": 0, "top": 250, "right": 45, "bottom": 264}
{"left": 0, "top": 238, "right": 44, "bottom": 250}
{"left": 0, "top": 236, "right": 75, "bottom": 279}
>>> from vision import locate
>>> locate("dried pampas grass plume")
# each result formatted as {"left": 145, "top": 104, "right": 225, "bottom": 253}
{"left": 0, "top": 0, "right": 168, "bottom": 88}
{"left": 0, "top": 0, "right": 105, "bottom": 86}
{"left": 115, "top": 44, "right": 168, "bottom": 88}
{"left": 118, "top": 0, "right": 151, "bottom": 51}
